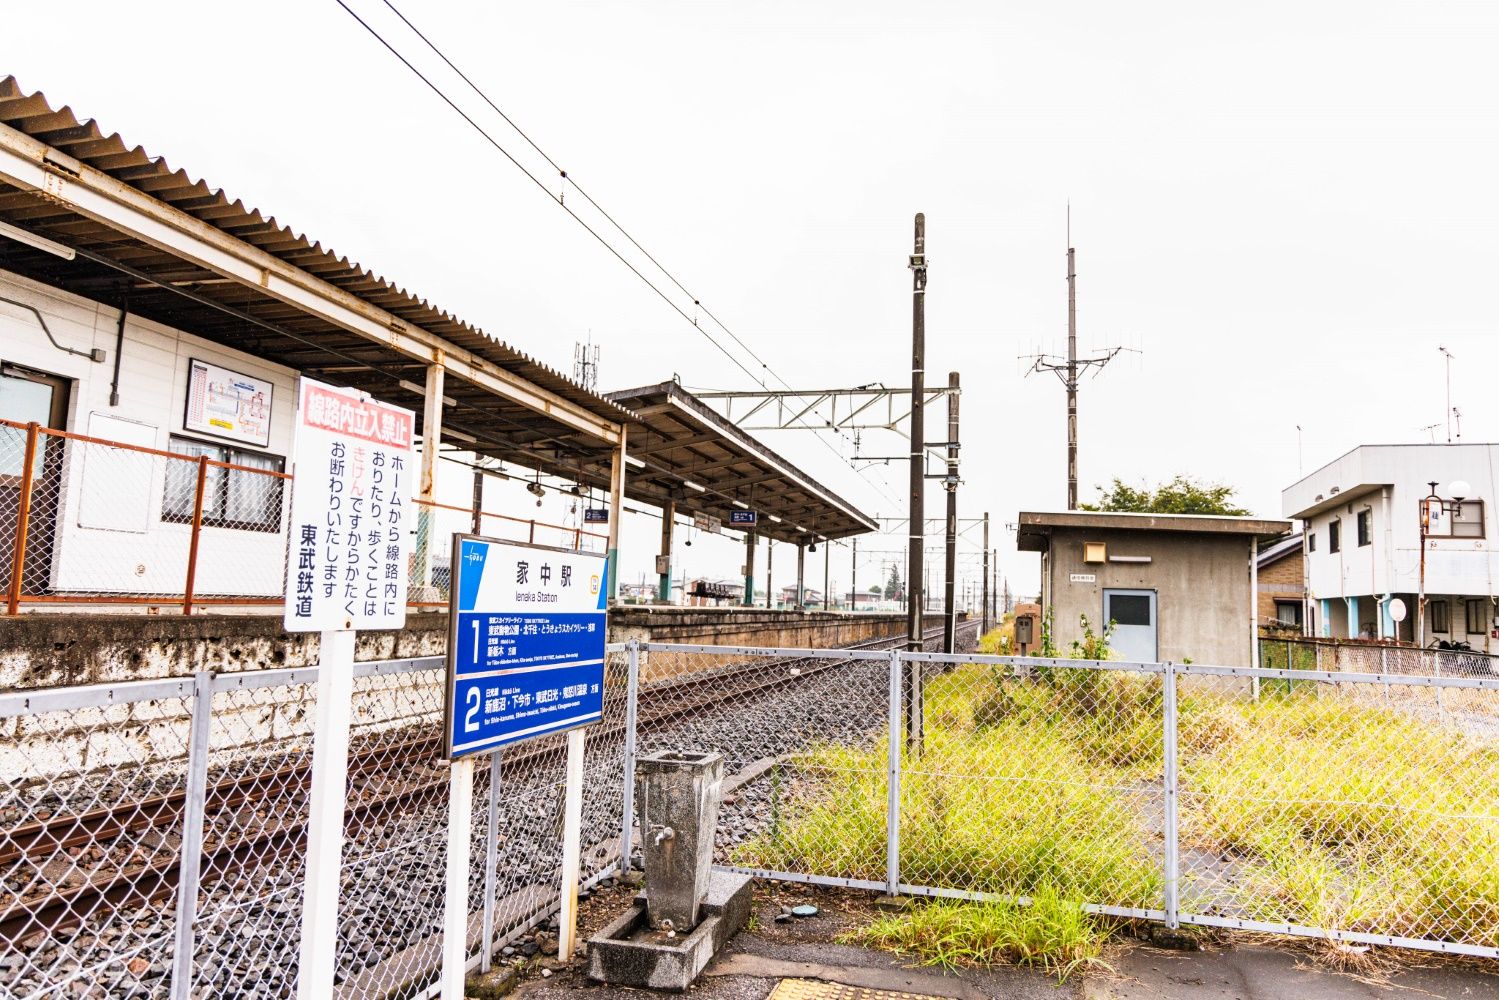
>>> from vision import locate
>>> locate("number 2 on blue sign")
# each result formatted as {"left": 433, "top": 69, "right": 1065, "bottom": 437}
{"left": 464, "top": 686, "right": 480, "bottom": 733}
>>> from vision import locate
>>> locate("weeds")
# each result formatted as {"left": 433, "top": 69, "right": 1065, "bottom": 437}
{"left": 841, "top": 890, "right": 1109, "bottom": 980}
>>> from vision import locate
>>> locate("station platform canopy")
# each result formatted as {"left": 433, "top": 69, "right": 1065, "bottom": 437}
{"left": 0, "top": 75, "right": 875, "bottom": 548}
{"left": 606, "top": 381, "right": 878, "bottom": 544}
{"left": 0, "top": 74, "right": 633, "bottom": 461}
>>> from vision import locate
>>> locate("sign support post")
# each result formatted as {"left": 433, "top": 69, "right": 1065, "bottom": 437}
{"left": 557, "top": 728, "right": 586, "bottom": 961}
{"left": 440, "top": 756, "right": 476, "bottom": 1000}
{"left": 295, "top": 627, "right": 354, "bottom": 1000}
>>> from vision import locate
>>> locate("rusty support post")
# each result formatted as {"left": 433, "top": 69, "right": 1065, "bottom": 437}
{"left": 183, "top": 455, "right": 209, "bottom": 615}
{"left": 6, "top": 421, "right": 39, "bottom": 615}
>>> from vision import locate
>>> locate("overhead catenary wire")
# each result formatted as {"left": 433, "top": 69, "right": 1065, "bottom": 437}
{"left": 336, "top": 0, "right": 902, "bottom": 509}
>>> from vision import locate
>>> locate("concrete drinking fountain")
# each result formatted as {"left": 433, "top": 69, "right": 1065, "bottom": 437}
{"left": 587, "top": 750, "right": 753, "bottom": 991}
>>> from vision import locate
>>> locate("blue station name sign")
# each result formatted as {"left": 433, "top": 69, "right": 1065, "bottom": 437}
{"left": 443, "top": 535, "right": 609, "bottom": 759}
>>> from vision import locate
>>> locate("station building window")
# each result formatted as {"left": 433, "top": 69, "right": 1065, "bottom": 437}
{"left": 1467, "top": 599, "right": 1489, "bottom": 635}
{"left": 1430, "top": 600, "right": 1450, "bottom": 634}
{"left": 162, "top": 436, "right": 284, "bottom": 532}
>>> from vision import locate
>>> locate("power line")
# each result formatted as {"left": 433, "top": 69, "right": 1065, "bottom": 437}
{"left": 339, "top": 0, "right": 902, "bottom": 508}
{"left": 333, "top": 0, "right": 768, "bottom": 390}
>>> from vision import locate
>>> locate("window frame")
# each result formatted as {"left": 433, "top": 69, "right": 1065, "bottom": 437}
{"left": 1430, "top": 599, "right": 1450, "bottom": 634}
{"left": 1356, "top": 509, "right": 1372, "bottom": 547}
{"left": 1328, "top": 519, "right": 1341, "bottom": 554}
{"left": 1467, "top": 599, "right": 1488, "bottom": 635}
{"left": 1425, "top": 499, "right": 1486, "bottom": 539}
{"left": 162, "top": 435, "right": 286, "bottom": 533}
{"left": 1274, "top": 600, "right": 1304, "bottom": 627}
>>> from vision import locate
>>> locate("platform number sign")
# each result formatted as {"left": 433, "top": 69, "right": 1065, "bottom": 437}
{"left": 443, "top": 535, "right": 609, "bottom": 759}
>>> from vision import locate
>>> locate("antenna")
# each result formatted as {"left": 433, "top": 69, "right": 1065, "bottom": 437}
{"left": 573, "top": 335, "right": 601, "bottom": 392}
{"left": 1019, "top": 243, "right": 1138, "bottom": 509}
{"left": 1438, "top": 345, "right": 1455, "bottom": 444}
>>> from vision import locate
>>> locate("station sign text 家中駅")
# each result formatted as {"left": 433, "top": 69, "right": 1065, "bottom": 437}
{"left": 443, "top": 536, "right": 609, "bottom": 759}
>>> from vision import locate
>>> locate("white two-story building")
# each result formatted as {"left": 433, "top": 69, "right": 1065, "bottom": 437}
{"left": 1282, "top": 444, "right": 1499, "bottom": 649}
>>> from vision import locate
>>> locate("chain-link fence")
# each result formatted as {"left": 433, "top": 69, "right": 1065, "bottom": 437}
{"left": 12, "top": 621, "right": 1495, "bottom": 999}
{"left": 0, "top": 655, "right": 607, "bottom": 1000}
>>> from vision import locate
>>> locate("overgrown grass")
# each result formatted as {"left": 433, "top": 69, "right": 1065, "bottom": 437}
{"left": 1184, "top": 692, "right": 1499, "bottom": 944}
{"left": 841, "top": 890, "right": 1108, "bottom": 980}
{"left": 739, "top": 632, "right": 1499, "bottom": 963}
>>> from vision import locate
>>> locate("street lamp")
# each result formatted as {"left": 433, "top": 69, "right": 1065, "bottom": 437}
{"left": 1417, "top": 479, "right": 1473, "bottom": 645}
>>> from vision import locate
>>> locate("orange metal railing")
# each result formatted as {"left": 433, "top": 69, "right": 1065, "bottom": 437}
{"left": 1, "top": 417, "right": 607, "bottom": 616}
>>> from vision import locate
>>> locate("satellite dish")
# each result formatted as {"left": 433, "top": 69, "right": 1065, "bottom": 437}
{"left": 1388, "top": 598, "right": 1407, "bottom": 623}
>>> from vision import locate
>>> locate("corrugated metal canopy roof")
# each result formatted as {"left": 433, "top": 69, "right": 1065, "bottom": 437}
{"left": 0, "top": 74, "right": 636, "bottom": 467}
{"left": 606, "top": 381, "right": 878, "bottom": 542}
{"left": 0, "top": 75, "right": 878, "bottom": 542}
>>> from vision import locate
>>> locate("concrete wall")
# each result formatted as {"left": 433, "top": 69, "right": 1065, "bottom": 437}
{"left": 0, "top": 608, "right": 946, "bottom": 690}
{"left": 1043, "top": 527, "right": 1253, "bottom": 666}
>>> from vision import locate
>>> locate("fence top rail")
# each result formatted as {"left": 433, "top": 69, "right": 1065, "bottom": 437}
{"left": 1279, "top": 633, "right": 1499, "bottom": 662}
{"left": 0, "top": 417, "right": 292, "bottom": 478}
{"left": 903, "top": 650, "right": 1169, "bottom": 673}
{"left": 635, "top": 641, "right": 894, "bottom": 661}
{"left": 1179, "top": 661, "right": 1499, "bottom": 690}
{"left": 0, "top": 675, "right": 198, "bottom": 717}
{"left": 0, "top": 654, "right": 450, "bottom": 717}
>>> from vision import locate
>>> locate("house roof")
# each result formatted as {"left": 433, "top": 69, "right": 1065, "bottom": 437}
{"left": 1016, "top": 510, "right": 1292, "bottom": 552}
{"left": 1256, "top": 531, "right": 1304, "bottom": 569}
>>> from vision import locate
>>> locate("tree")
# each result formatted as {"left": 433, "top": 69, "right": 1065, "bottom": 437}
{"left": 885, "top": 564, "right": 904, "bottom": 601}
{"left": 868, "top": 584, "right": 883, "bottom": 597}
{"left": 1081, "top": 475, "right": 1251, "bottom": 516}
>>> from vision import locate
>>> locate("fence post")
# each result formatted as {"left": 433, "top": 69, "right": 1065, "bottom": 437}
{"left": 1162, "top": 662, "right": 1180, "bottom": 929}
{"left": 6, "top": 421, "right": 39, "bottom": 616}
{"left": 480, "top": 753, "right": 501, "bottom": 973}
{"left": 885, "top": 647, "right": 903, "bottom": 896}
{"left": 183, "top": 455, "right": 209, "bottom": 615}
{"left": 618, "top": 639, "right": 641, "bottom": 878}
{"left": 170, "top": 670, "right": 215, "bottom": 1000}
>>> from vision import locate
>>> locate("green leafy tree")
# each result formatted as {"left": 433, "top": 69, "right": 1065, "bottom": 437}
{"left": 868, "top": 584, "right": 883, "bottom": 597}
{"left": 885, "top": 565, "right": 904, "bottom": 601}
{"left": 1081, "top": 475, "right": 1250, "bottom": 516}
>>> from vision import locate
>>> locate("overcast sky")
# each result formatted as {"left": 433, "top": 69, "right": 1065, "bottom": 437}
{"left": 7, "top": 1, "right": 1498, "bottom": 598}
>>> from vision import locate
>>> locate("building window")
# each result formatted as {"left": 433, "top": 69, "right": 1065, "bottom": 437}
{"left": 1467, "top": 599, "right": 1489, "bottom": 635}
{"left": 163, "top": 437, "right": 285, "bottom": 532}
{"left": 1356, "top": 509, "right": 1372, "bottom": 547}
{"left": 1328, "top": 519, "right": 1340, "bottom": 554}
{"left": 1430, "top": 600, "right": 1450, "bottom": 634}
{"left": 1274, "top": 600, "right": 1304, "bottom": 627}
{"left": 1427, "top": 499, "right": 1486, "bottom": 539}
{"left": 1307, "top": 532, "right": 1316, "bottom": 553}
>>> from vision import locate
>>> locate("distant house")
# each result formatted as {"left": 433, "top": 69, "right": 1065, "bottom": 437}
{"left": 1283, "top": 443, "right": 1499, "bottom": 647}
{"left": 1256, "top": 532, "right": 1306, "bottom": 630}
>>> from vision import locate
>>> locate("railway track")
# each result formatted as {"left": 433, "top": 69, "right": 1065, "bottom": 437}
{"left": 1, "top": 622, "right": 976, "bottom": 950}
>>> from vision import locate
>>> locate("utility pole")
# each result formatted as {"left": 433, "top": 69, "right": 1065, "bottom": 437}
{"left": 850, "top": 536, "right": 858, "bottom": 610}
{"left": 981, "top": 512, "right": 990, "bottom": 634}
{"left": 1022, "top": 246, "right": 1128, "bottom": 509}
{"left": 942, "top": 371, "right": 960, "bottom": 655}
{"left": 906, "top": 213, "right": 927, "bottom": 750}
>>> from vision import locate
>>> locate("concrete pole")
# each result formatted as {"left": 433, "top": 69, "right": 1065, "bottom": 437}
{"left": 906, "top": 212, "right": 927, "bottom": 750}
{"left": 766, "top": 540, "right": 773, "bottom": 609}
{"left": 471, "top": 468, "right": 484, "bottom": 535}
{"left": 657, "top": 499, "right": 675, "bottom": 603}
{"left": 415, "top": 361, "right": 445, "bottom": 590}
{"left": 742, "top": 530, "right": 756, "bottom": 606}
{"left": 606, "top": 428, "right": 628, "bottom": 602}
{"left": 943, "top": 371, "right": 959, "bottom": 655}
{"left": 851, "top": 536, "right": 858, "bottom": 610}
{"left": 796, "top": 542, "right": 806, "bottom": 609}
{"left": 823, "top": 541, "right": 830, "bottom": 610}
{"left": 981, "top": 512, "right": 991, "bottom": 634}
